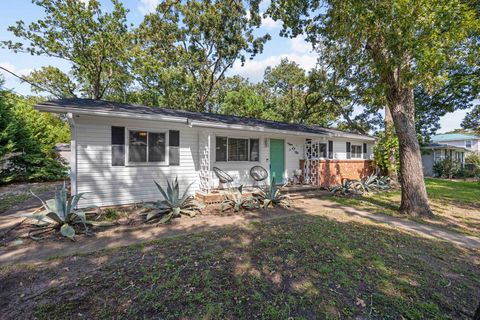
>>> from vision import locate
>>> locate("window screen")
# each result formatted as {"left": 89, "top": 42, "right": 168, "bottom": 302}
{"left": 250, "top": 139, "right": 260, "bottom": 161}
{"left": 128, "top": 130, "right": 166, "bottom": 163}
{"left": 129, "top": 131, "right": 147, "bottom": 162}
{"left": 228, "top": 138, "right": 249, "bottom": 161}
{"left": 216, "top": 137, "right": 228, "bottom": 162}
{"left": 148, "top": 132, "right": 166, "bottom": 162}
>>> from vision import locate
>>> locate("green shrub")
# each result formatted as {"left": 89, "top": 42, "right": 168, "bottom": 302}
{"left": 0, "top": 90, "right": 69, "bottom": 184}
{"left": 432, "top": 158, "right": 462, "bottom": 178}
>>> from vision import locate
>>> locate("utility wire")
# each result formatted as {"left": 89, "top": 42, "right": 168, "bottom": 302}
{"left": 0, "top": 65, "right": 62, "bottom": 99}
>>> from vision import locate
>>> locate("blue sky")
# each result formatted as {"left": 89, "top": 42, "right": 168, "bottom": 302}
{"left": 0, "top": 0, "right": 471, "bottom": 133}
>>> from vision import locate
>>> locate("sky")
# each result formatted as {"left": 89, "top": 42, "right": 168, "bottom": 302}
{"left": 0, "top": 0, "right": 471, "bottom": 133}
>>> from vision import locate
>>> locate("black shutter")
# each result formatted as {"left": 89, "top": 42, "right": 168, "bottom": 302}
{"left": 328, "top": 140, "right": 333, "bottom": 159}
{"left": 111, "top": 126, "right": 125, "bottom": 166}
{"left": 169, "top": 130, "right": 180, "bottom": 166}
{"left": 346, "top": 142, "right": 351, "bottom": 159}
{"left": 363, "top": 143, "right": 367, "bottom": 159}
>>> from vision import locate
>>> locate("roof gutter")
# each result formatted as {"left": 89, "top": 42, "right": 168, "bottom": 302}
{"left": 189, "top": 120, "right": 375, "bottom": 141}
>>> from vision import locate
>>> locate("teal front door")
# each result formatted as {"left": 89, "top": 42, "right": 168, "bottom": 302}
{"left": 270, "top": 139, "right": 285, "bottom": 184}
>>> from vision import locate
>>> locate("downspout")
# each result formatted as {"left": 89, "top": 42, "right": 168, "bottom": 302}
{"left": 67, "top": 113, "right": 77, "bottom": 196}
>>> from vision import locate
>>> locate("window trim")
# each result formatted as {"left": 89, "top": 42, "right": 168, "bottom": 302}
{"left": 351, "top": 144, "right": 363, "bottom": 159}
{"left": 215, "top": 135, "right": 260, "bottom": 163}
{"left": 126, "top": 128, "right": 169, "bottom": 166}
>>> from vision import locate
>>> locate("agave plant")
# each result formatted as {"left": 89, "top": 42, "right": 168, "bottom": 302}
{"left": 144, "top": 177, "right": 201, "bottom": 224}
{"left": 220, "top": 185, "right": 258, "bottom": 212}
{"left": 25, "top": 183, "right": 95, "bottom": 241}
{"left": 330, "top": 179, "right": 362, "bottom": 195}
{"left": 253, "top": 178, "right": 290, "bottom": 209}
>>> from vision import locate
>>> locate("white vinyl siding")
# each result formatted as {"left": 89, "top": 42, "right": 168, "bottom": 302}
{"left": 74, "top": 115, "right": 199, "bottom": 207}
{"left": 72, "top": 114, "right": 375, "bottom": 207}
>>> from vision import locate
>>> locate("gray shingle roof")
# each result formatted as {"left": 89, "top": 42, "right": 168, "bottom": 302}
{"left": 36, "top": 98, "right": 375, "bottom": 140}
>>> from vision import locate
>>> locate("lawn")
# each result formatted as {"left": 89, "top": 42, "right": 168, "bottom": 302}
{"left": 1, "top": 215, "right": 479, "bottom": 319}
{"left": 329, "top": 178, "right": 480, "bottom": 236}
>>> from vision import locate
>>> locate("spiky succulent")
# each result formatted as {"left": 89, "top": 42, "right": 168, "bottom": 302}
{"left": 253, "top": 178, "right": 290, "bottom": 209}
{"left": 145, "top": 177, "right": 201, "bottom": 223}
{"left": 220, "top": 185, "right": 258, "bottom": 212}
{"left": 25, "top": 183, "right": 95, "bottom": 241}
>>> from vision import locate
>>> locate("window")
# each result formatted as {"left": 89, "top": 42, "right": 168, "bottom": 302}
{"left": 466, "top": 140, "right": 472, "bottom": 148}
{"left": 351, "top": 145, "right": 362, "bottom": 158}
{"left": 319, "top": 143, "right": 327, "bottom": 158}
{"left": 216, "top": 136, "right": 260, "bottom": 162}
{"left": 128, "top": 130, "right": 166, "bottom": 163}
{"left": 250, "top": 138, "right": 259, "bottom": 161}
{"left": 306, "top": 141, "right": 327, "bottom": 159}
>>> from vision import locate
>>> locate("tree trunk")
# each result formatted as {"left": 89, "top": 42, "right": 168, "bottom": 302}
{"left": 388, "top": 87, "right": 433, "bottom": 217}
{"left": 384, "top": 106, "right": 399, "bottom": 184}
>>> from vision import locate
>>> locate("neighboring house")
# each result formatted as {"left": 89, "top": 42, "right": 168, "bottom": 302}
{"left": 431, "top": 133, "right": 480, "bottom": 153}
{"left": 35, "top": 99, "right": 375, "bottom": 207}
{"left": 421, "top": 143, "right": 468, "bottom": 177}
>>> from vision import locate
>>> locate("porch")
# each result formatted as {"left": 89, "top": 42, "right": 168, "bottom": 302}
{"left": 195, "top": 184, "right": 330, "bottom": 205}
{"left": 196, "top": 137, "right": 374, "bottom": 204}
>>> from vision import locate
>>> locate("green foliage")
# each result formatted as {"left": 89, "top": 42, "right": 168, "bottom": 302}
{"left": 373, "top": 128, "right": 399, "bottom": 176}
{"left": 432, "top": 159, "right": 462, "bottom": 179}
{"left": 25, "top": 183, "right": 95, "bottom": 241}
{"left": 465, "top": 153, "right": 480, "bottom": 180}
{"left": 24, "top": 66, "right": 77, "bottom": 98}
{"left": 331, "top": 175, "right": 391, "bottom": 195}
{"left": 220, "top": 185, "right": 258, "bottom": 213}
{"left": 133, "top": 0, "right": 270, "bottom": 112}
{"left": 3, "top": 0, "right": 132, "bottom": 99}
{"left": 462, "top": 106, "right": 480, "bottom": 134}
{"left": 145, "top": 177, "right": 201, "bottom": 223}
{"left": 253, "top": 178, "right": 290, "bottom": 208}
{"left": 0, "top": 90, "right": 69, "bottom": 184}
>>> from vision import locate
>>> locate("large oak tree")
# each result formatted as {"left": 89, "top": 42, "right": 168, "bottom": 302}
{"left": 133, "top": 0, "right": 270, "bottom": 112}
{"left": 258, "top": 0, "right": 479, "bottom": 217}
{"left": 3, "top": 0, "right": 132, "bottom": 100}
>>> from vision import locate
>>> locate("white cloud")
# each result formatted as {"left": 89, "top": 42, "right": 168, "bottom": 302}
{"left": 290, "top": 36, "right": 312, "bottom": 54}
{"left": 261, "top": 16, "right": 281, "bottom": 30}
{"left": 138, "top": 0, "right": 160, "bottom": 15}
{"left": 78, "top": 0, "right": 90, "bottom": 4}
{"left": 230, "top": 53, "right": 317, "bottom": 83}
{"left": 0, "top": 62, "right": 32, "bottom": 80}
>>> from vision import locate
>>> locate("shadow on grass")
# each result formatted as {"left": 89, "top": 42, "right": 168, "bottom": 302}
{"left": 0, "top": 206, "right": 479, "bottom": 320}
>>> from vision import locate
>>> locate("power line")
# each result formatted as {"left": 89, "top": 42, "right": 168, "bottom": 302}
{"left": 0, "top": 66, "right": 62, "bottom": 99}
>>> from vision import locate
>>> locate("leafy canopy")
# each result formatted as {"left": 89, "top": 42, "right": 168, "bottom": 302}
{"left": 3, "top": 0, "right": 132, "bottom": 99}
{"left": 133, "top": 0, "right": 270, "bottom": 111}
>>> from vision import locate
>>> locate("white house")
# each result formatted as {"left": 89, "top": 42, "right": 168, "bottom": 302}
{"left": 35, "top": 99, "right": 376, "bottom": 207}
{"left": 431, "top": 133, "right": 480, "bottom": 153}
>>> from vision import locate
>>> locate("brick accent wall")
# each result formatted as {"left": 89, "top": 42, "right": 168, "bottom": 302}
{"left": 300, "top": 159, "right": 374, "bottom": 187}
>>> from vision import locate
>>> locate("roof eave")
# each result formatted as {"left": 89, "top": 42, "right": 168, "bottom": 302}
{"left": 35, "top": 103, "right": 376, "bottom": 142}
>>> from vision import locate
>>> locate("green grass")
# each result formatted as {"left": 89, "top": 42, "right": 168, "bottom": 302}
{"left": 329, "top": 178, "right": 480, "bottom": 236}
{"left": 1, "top": 215, "right": 478, "bottom": 319}
{"left": 424, "top": 178, "right": 480, "bottom": 205}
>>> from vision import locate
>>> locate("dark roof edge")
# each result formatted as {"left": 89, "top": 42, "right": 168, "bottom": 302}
{"left": 35, "top": 98, "right": 376, "bottom": 141}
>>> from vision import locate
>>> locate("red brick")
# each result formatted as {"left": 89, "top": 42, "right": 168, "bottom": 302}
{"left": 300, "top": 159, "right": 374, "bottom": 187}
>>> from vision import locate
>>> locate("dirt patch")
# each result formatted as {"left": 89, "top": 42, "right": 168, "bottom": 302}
{"left": 0, "top": 215, "right": 478, "bottom": 319}
{"left": 0, "top": 181, "right": 65, "bottom": 216}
